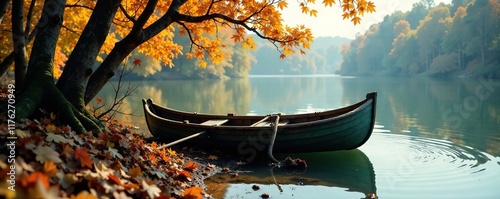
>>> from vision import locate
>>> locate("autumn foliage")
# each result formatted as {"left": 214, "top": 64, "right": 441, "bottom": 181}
{"left": 0, "top": 0, "right": 375, "bottom": 77}
{"left": 0, "top": 116, "right": 208, "bottom": 199}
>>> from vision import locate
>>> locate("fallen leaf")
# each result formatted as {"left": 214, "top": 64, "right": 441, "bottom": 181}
{"left": 43, "top": 160, "right": 59, "bottom": 177}
{"left": 181, "top": 186, "right": 203, "bottom": 199}
{"left": 106, "top": 147, "right": 123, "bottom": 159}
{"left": 20, "top": 172, "right": 50, "bottom": 189}
{"left": 185, "top": 162, "right": 197, "bottom": 171}
{"left": 141, "top": 180, "right": 161, "bottom": 199}
{"left": 113, "top": 191, "right": 133, "bottom": 199}
{"left": 70, "top": 190, "right": 98, "bottom": 199}
{"left": 60, "top": 173, "right": 79, "bottom": 189}
{"left": 34, "top": 145, "right": 63, "bottom": 163}
{"left": 122, "top": 183, "right": 140, "bottom": 190}
{"left": 167, "top": 148, "right": 176, "bottom": 156}
{"left": 46, "top": 132, "right": 67, "bottom": 143}
{"left": 207, "top": 155, "right": 218, "bottom": 160}
{"left": 129, "top": 166, "right": 143, "bottom": 178}
{"left": 177, "top": 170, "right": 191, "bottom": 181}
{"left": 75, "top": 146, "right": 93, "bottom": 169}
{"left": 108, "top": 174, "right": 122, "bottom": 185}
{"left": 46, "top": 124, "right": 58, "bottom": 133}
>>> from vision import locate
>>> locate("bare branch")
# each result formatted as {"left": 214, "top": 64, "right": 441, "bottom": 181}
{"left": 119, "top": 4, "right": 137, "bottom": 23}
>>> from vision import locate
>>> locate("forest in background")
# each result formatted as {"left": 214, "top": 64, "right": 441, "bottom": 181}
{"left": 121, "top": 0, "right": 500, "bottom": 80}
{"left": 120, "top": 33, "right": 348, "bottom": 79}
{"left": 338, "top": 0, "right": 500, "bottom": 78}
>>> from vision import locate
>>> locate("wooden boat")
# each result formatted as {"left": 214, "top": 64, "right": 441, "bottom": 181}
{"left": 142, "top": 92, "right": 376, "bottom": 154}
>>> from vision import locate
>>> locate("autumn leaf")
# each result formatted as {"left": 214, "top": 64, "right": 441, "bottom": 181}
{"left": 181, "top": 186, "right": 203, "bottom": 199}
{"left": 310, "top": 9, "right": 318, "bottom": 17}
{"left": 133, "top": 58, "right": 141, "bottom": 66}
{"left": 106, "top": 147, "right": 123, "bottom": 159}
{"left": 198, "top": 60, "right": 207, "bottom": 68}
{"left": 46, "top": 132, "right": 67, "bottom": 143}
{"left": 141, "top": 180, "right": 161, "bottom": 199}
{"left": 34, "top": 145, "right": 63, "bottom": 163}
{"left": 20, "top": 172, "right": 50, "bottom": 189}
{"left": 75, "top": 146, "right": 93, "bottom": 168}
{"left": 351, "top": 16, "right": 361, "bottom": 25}
{"left": 277, "top": 1, "right": 288, "bottom": 9}
{"left": 207, "top": 155, "right": 218, "bottom": 160}
{"left": 177, "top": 170, "right": 192, "bottom": 181}
{"left": 148, "top": 153, "right": 158, "bottom": 165}
{"left": 46, "top": 124, "right": 58, "bottom": 133}
{"left": 107, "top": 174, "right": 122, "bottom": 185}
{"left": 43, "top": 160, "right": 59, "bottom": 177}
{"left": 122, "top": 183, "right": 140, "bottom": 190}
{"left": 167, "top": 148, "right": 177, "bottom": 156}
{"left": 130, "top": 166, "right": 143, "bottom": 178}
{"left": 185, "top": 162, "right": 197, "bottom": 171}
{"left": 96, "top": 97, "right": 103, "bottom": 104}
{"left": 70, "top": 191, "right": 98, "bottom": 199}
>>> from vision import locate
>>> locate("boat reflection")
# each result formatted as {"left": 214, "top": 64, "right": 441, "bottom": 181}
{"left": 205, "top": 149, "right": 376, "bottom": 198}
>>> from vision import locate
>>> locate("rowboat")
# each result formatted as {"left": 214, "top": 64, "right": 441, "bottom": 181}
{"left": 142, "top": 92, "right": 376, "bottom": 154}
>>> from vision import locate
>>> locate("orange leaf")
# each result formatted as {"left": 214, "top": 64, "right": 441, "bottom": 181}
{"left": 107, "top": 174, "right": 122, "bottom": 185}
{"left": 75, "top": 146, "right": 93, "bottom": 169}
{"left": 177, "top": 170, "right": 191, "bottom": 180}
{"left": 181, "top": 186, "right": 203, "bottom": 199}
{"left": 148, "top": 153, "right": 158, "bottom": 165}
{"left": 351, "top": 16, "right": 361, "bottom": 25}
{"left": 96, "top": 97, "right": 102, "bottom": 104}
{"left": 122, "top": 183, "right": 140, "bottom": 190}
{"left": 20, "top": 172, "right": 50, "bottom": 189}
{"left": 185, "top": 162, "right": 197, "bottom": 171}
{"left": 43, "top": 160, "right": 59, "bottom": 177}
{"left": 130, "top": 166, "right": 143, "bottom": 178}
{"left": 70, "top": 191, "right": 98, "bottom": 199}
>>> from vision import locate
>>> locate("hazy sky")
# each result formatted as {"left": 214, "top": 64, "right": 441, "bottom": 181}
{"left": 281, "top": 0, "right": 452, "bottom": 39}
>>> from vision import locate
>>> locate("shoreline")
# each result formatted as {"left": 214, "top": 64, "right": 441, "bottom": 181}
{"left": 0, "top": 117, "right": 240, "bottom": 198}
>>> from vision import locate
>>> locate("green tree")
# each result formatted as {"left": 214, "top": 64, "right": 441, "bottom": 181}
{"left": 463, "top": 0, "right": 500, "bottom": 68}
{"left": 416, "top": 6, "right": 450, "bottom": 72}
{"left": 442, "top": 6, "right": 467, "bottom": 70}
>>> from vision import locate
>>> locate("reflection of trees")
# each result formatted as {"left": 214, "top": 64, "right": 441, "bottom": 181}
{"left": 249, "top": 76, "right": 343, "bottom": 114}
{"left": 340, "top": 77, "right": 500, "bottom": 156}
{"left": 151, "top": 78, "right": 251, "bottom": 115}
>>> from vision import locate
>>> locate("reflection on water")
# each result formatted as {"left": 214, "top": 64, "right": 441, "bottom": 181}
{"left": 205, "top": 149, "right": 376, "bottom": 198}
{"left": 94, "top": 75, "right": 500, "bottom": 198}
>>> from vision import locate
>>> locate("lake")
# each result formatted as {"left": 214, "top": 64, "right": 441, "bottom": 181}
{"left": 95, "top": 75, "right": 500, "bottom": 198}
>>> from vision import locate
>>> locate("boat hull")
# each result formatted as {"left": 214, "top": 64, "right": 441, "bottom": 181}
{"left": 142, "top": 92, "right": 376, "bottom": 154}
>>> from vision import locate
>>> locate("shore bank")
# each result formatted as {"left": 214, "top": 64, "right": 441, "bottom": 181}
{"left": 0, "top": 116, "right": 241, "bottom": 199}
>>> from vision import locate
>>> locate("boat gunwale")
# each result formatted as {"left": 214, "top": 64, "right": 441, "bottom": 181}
{"left": 142, "top": 93, "right": 375, "bottom": 130}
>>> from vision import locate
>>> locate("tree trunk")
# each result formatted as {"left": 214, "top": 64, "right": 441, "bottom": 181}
{"left": 16, "top": 0, "right": 102, "bottom": 134}
{"left": 56, "top": 0, "right": 121, "bottom": 111}
{"left": 12, "top": 0, "right": 28, "bottom": 90}
{"left": 0, "top": 0, "right": 9, "bottom": 25}
{"left": 84, "top": 1, "right": 182, "bottom": 104}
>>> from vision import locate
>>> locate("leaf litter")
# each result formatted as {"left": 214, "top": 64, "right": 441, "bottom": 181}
{"left": 0, "top": 117, "right": 219, "bottom": 199}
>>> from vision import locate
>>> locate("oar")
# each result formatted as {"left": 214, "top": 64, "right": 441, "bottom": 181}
{"left": 157, "top": 131, "right": 206, "bottom": 150}
{"left": 250, "top": 115, "right": 270, "bottom": 127}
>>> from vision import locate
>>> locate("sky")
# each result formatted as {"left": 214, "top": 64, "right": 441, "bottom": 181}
{"left": 281, "top": 0, "right": 452, "bottom": 39}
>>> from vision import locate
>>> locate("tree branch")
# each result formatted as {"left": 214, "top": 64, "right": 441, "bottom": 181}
{"left": 119, "top": 4, "right": 137, "bottom": 23}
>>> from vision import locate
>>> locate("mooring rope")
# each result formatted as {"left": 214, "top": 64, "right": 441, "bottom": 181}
{"left": 267, "top": 114, "right": 280, "bottom": 163}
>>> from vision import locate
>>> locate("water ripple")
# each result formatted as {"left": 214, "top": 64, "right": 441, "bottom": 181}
{"left": 360, "top": 133, "right": 500, "bottom": 198}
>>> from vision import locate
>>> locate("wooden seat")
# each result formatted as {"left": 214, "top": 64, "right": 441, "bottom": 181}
{"left": 200, "top": 119, "right": 229, "bottom": 126}
{"left": 251, "top": 119, "right": 289, "bottom": 127}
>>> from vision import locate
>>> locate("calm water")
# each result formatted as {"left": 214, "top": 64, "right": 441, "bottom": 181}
{"left": 96, "top": 75, "right": 500, "bottom": 198}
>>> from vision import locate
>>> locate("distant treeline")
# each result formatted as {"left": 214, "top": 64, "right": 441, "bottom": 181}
{"left": 338, "top": 0, "right": 500, "bottom": 78}
{"left": 248, "top": 36, "right": 349, "bottom": 75}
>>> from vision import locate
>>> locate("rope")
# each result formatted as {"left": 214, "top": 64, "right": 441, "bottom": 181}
{"left": 267, "top": 114, "right": 280, "bottom": 163}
